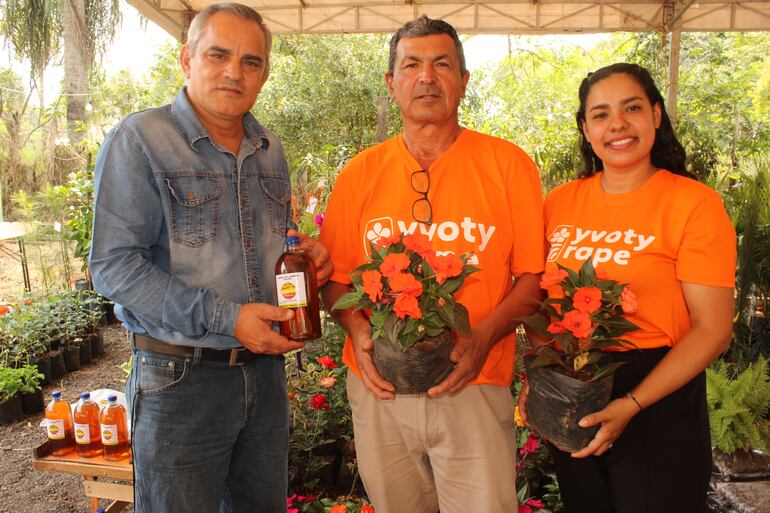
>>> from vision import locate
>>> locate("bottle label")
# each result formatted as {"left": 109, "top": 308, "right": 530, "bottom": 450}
{"left": 74, "top": 423, "right": 91, "bottom": 444}
{"left": 101, "top": 424, "right": 119, "bottom": 446}
{"left": 276, "top": 272, "right": 308, "bottom": 308}
{"left": 46, "top": 419, "right": 65, "bottom": 440}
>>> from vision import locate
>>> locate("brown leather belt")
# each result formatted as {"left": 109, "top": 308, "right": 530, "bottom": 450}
{"left": 132, "top": 333, "right": 259, "bottom": 366}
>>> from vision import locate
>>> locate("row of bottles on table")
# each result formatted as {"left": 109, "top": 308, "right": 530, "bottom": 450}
{"left": 45, "top": 391, "right": 131, "bottom": 461}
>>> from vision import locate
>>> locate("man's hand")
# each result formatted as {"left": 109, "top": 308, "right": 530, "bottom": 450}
{"left": 234, "top": 303, "right": 305, "bottom": 354}
{"left": 287, "top": 229, "right": 333, "bottom": 286}
{"left": 427, "top": 329, "right": 491, "bottom": 397}
{"left": 350, "top": 327, "right": 396, "bottom": 400}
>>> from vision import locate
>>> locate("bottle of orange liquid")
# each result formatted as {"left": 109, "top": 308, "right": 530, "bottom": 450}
{"left": 45, "top": 390, "right": 75, "bottom": 456}
{"left": 275, "top": 235, "right": 322, "bottom": 340}
{"left": 99, "top": 394, "right": 131, "bottom": 461}
{"left": 73, "top": 392, "right": 102, "bottom": 458}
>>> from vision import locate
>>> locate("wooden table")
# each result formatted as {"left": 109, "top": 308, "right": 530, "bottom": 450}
{"left": 32, "top": 441, "right": 133, "bottom": 513}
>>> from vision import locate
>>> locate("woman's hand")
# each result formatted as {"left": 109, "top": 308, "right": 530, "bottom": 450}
{"left": 570, "top": 396, "right": 641, "bottom": 458}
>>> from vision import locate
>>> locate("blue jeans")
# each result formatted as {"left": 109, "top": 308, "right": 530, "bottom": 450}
{"left": 126, "top": 349, "right": 289, "bottom": 513}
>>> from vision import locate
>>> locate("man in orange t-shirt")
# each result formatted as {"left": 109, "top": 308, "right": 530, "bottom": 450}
{"left": 320, "top": 16, "right": 544, "bottom": 513}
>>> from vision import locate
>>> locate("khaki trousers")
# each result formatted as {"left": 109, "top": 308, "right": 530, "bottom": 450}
{"left": 347, "top": 372, "right": 517, "bottom": 513}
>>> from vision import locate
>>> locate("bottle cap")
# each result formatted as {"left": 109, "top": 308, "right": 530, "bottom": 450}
{"left": 108, "top": 394, "right": 118, "bottom": 402}
{"left": 52, "top": 390, "right": 61, "bottom": 399}
{"left": 96, "top": 509, "right": 105, "bottom": 513}
{"left": 285, "top": 235, "right": 300, "bottom": 245}
{"left": 80, "top": 392, "right": 91, "bottom": 400}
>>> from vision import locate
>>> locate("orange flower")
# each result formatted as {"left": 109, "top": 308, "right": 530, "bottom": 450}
{"left": 329, "top": 505, "right": 347, "bottom": 513}
{"left": 361, "top": 270, "right": 383, "bottom": 302}
{"left": 393, "top": 294, "right": 422, "bottom": 319}
{"left": 595, "top": 267, "right": 610, "bottom": 280}
{"left": 428, "top": 253, "right": 463, "bottom": 284}
{"left": 374, "top": 233, "right": 402, "bottom": 250}
{"left": 572, "top": 286, "right": 602, "bottom": 314}
{"left": 379, "top": 253, "right": 410, "bottom": 277}
{"left": 562, "top": 310, "right": 592, "bottom": 338}
{"left": 388, "top": 272, "right": 423, "bottom": 297}
{"left": 621, "top": 287, "right": 637, "bottom": 314}
{"left": 402, "top": 232, "right": 433, "bottom": 256}
{"left": 546, "top": 320, "right": 565, "bottom": 334}
{"left": 0, "top": 305, "right": 9, "bottom": 316}
{"left": 361, "top": 504, "right": 375, "bottom": 513}
{"left": 540, "top": 269, "right": 568, "bottom": 289}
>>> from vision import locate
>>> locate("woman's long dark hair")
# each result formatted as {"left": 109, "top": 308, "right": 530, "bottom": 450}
{"left": 575, "top": 63, "right": 695, "bottom": 180}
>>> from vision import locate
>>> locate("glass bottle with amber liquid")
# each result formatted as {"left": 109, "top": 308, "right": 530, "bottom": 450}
{"left": 275, "top": 235, "right": 322, "bottom": 340}
{"left": 74, "top": 392, "right": 102, "bottom": 458}
{"left": 45, "top": 390, "right": 75, "bottom": 456}
{"left": 100, "top": 395, "right": 131, "bottom": 461}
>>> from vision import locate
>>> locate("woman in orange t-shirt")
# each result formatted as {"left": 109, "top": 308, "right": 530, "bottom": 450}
{"left": 519, "top": 63, "right": 736, "bottom": 513}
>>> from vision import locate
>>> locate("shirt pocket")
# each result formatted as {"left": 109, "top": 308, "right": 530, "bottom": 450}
{"left": 259, "top": 174, "right": 291, "bottom": 235}
{"left": 164, "top": 176, "right": 221, "bottom": 247}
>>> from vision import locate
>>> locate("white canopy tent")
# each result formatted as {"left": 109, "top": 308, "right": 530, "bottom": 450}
{"left": 125, "top": 0, "right": 770, "bottom": 122}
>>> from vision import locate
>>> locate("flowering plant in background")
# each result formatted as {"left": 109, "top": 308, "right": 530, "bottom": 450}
{"left": 332, "top": 232, "right": 478, "bottom": 351}
{"left": 520, "top": 258, "right": 639, "bottom": 382}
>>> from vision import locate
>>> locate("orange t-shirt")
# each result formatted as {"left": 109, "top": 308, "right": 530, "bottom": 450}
{"left": 544, "top": 170, "right": 736, "bottom": 349}
{"left": 319, "top": 129, "right": 545, "bottom": 386}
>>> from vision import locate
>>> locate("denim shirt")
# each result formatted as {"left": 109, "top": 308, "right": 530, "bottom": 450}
{"left": 90, "top": 89, "right": 292, "bottom": 349}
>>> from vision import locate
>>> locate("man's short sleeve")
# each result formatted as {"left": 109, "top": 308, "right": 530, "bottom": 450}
{"left": 507, "top": 152, "right": 545, "bottom": 276}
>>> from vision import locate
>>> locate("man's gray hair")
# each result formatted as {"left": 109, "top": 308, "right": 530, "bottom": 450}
{"left": 387, "top": 15, "right": 466, "bottom": 76}
{"left": 186, "top": 3, "right": 272, "bottom": 75}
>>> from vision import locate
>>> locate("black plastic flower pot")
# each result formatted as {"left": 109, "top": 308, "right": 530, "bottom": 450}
{"left": 21, "top": 389, "right": 45, "bottom": 414}
{"left": 525, "top": 360, "right": 613, "bottom": 453}
{"left": 63, "top": 344, "right": 81, "bottom": 372}
{"left": 372, "top": 329, "right": 455, "bottom": 394}
{"left": 48, "top": 349, "right": 66, "bottom": 379}
{"left": 32, "top": 355, "right": 52, "bottom": 386}
{"left": 77, "top": 339, "right": 92, "bottom": 365}
{"left": 88, "top": 331, "right": 105, "bottom": 357}
{"left": 0, "top": 396, "right": 24, "bottom": 425}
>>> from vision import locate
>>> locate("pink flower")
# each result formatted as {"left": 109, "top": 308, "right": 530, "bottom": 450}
{"left": 572, "top": 286, "right": 602, "bottom": 314}
{"left": 319, "top": 377, "right": 337, "bottom": 388}
{"left": 621, "top": 287, "right": 637, "bottom": 314}
{"left": 540, "top": 269, "right": 568, "bottom": 289}
{"left": 313, "top": 212, "right": 324, "bottom": 230}
{"left": 527, "top": 499, "right": 545, "bottom": 509}
{"left": 309, "top": 393, "right": 331, "bottom": 410}
{"left": 519, "top": 434, "right": 540, "bottom": 456}
{"left": 562, "top": 310, "right": 593, "bottom": 339}
{"left": 316, "top": 356, "right": 338, "bottom": 368}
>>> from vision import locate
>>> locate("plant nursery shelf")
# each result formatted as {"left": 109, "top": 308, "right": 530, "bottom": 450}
{"left": 32, "top": 441, "right": 133, "bottom": 513}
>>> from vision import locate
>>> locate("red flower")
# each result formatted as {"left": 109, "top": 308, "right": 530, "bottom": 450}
{"left": 518, "top": 505, "right": 532, "bottom": 513}
{"left": 519, "top": 434, "right": 540, "bottom": 456}
{"left": 572, "top": 286, "right": 602, "bottom": 314}
{"left": 379, "top": 253, "right": 411, "bottom": 277}
{"left": 388, "top": 272, "right": 423, "bottom": 297}
{"left": 316, "top": 356, "right": 338, "bottom": 368}
{"left": 0, "top": 305, "right": 9, "bottom": 316}
{"left": 527, "top": 499, "right": 545, "bottom": 509}
{"left": 546, "top": 320, "right": 565, "bottom": 334}
{"left": 402, "top": 232, "right": 433, "bottom": 257}
{"left": 393, "top": 294, "right": 422, "bottom": 319}
{"left": 309, "top": 393, "right": 331, "bottom": 410}
{"left": 361, "top": 504, "right": 375, "bottom": 513}
{"left": 621, "top": 287, "right": 637, "bottom": 314}
{"left": 329, "top": 505, "right": 347, "bottom": 513}
{"left": 540, "top": 269, "right": 568, "bottom": 289}
{"left": 361, "top": 270, "right": 383, "bottom": 302}
{"left": 428, "top": 253, "right": 463, "bottom": 284}
{"left": 562, "top": 310, "right": 593, "bottom": 338}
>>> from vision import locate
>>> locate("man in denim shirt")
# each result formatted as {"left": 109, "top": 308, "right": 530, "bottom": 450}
{"left": 89, "top": 4, "right": 332, "bottom": 512}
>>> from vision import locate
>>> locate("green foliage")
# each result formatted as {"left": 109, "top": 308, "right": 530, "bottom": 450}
{"left": 707, "top": 358, "right": 770, "bottom": 454}
{"left": 18, "top": 363, "right": 43, "bottom": 393}
{"left": 0, "top": 366, "right": 25, "bottom": 400}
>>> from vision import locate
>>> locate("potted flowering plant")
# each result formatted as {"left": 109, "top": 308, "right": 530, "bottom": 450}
{"left": 519, "top": 258, "right": 639, "bottom": 452}
{"left": 332, "top": 232, "right": 478, "bottom": 394}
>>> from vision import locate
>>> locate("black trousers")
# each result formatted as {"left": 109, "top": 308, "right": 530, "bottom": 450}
{"left": 548, "top": 347, "right": 712, "bottom": 513}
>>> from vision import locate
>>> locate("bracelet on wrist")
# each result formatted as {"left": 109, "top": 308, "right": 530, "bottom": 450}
{"left": 625, "top": 392, "right": 643, "bottom": 411}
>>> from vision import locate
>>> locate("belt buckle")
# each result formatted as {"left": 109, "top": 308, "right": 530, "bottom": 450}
{"left": 228, "top": 348, "right": 244, "bottom": 366}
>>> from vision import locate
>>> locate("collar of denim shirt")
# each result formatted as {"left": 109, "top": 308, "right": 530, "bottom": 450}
{"left": 170, "top": 87, "right": 271, "bottom": 152}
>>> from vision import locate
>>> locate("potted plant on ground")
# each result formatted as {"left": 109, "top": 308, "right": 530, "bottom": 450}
{"left": 19, "top": 364, "right": 45, "bottom": 414}
{"left": 0, "top": 366, "right": 25, "bottom": 424}
{"left": 519, "top": 259, "right": 639, "bottom": 452}
{"left": 332, "top": 232, "right": 478, "bottom": 394}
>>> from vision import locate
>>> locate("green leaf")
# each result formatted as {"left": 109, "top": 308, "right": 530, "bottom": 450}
{"left": 384, "top": 315, "right": 403, "bottom": 345}
{"left": 589, "top": 361, "right": 625, "bottom": 382}
{"left": 331, "top": 292, "right": 361, "bottom": 311}
{"left": 454, "top": 303, "right": 471, "bottom": 337}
